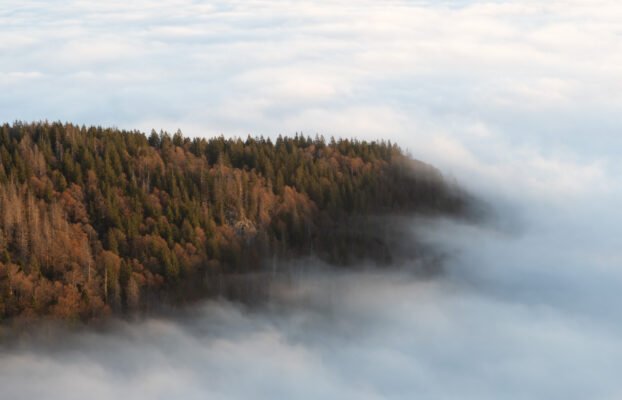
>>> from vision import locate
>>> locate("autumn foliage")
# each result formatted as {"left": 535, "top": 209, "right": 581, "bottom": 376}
{"left": 0, "top": 121, "right": 466, "bottom": 321}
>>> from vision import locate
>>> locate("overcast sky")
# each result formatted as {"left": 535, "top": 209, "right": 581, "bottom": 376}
{"left": 2, "top": 0, "right": 621, "bottom": 199}
{"left": 1, "top": 1, "right": 622, "bottom": 399}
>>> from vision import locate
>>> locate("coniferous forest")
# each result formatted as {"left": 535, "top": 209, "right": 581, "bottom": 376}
{"left": 0, "top": 121, "right": 468, "bottom": 321}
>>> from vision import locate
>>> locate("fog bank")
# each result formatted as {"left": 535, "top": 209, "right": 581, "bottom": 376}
{"left": 1, "top": 207, "right": 621, "bottom": 399}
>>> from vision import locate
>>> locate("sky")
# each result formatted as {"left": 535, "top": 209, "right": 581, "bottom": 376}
{"left": 1, "top": 0, "right": 622, "bottom": 399}
{"left": 2, "top": 0, "right": 621, "bottom": 200}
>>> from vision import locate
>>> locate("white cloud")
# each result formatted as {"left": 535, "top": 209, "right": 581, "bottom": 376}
{"left": 2, "top": 262, "right": 622, "bottom": 400}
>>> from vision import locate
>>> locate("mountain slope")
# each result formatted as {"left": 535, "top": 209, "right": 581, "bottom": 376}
{"left": 0, "top": 121, "right": 467, "bottom": 321}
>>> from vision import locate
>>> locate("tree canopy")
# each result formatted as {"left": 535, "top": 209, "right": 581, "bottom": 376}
{"left": 0, "top": 121, "right": 467, "bottom": 321}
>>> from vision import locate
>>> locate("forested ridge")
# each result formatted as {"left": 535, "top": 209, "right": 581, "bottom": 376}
{"left": 0, "top": 121, "right": 467, "bottom": 321}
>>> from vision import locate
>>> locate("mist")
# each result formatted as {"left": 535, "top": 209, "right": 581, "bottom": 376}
{"left": 2, "top": 196, "right": 621, "bottom": 399}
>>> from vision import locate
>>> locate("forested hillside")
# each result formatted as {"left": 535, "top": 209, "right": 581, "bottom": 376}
{"left": 0, "top": 121, "right": 467, "bottom": 321}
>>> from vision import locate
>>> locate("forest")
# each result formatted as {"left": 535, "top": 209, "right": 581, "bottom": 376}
{"left": 0, "top": 121, "right": 468, "bottom": 321}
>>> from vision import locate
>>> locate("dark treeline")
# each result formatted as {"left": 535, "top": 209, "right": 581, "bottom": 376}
{"left": 0, "top": 121, "right": 466, "bottom": 321}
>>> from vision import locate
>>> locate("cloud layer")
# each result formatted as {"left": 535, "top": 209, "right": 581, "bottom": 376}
{"left": 2, "top": 0, "right": 620, "bottom": 201}
{"left": 1, "top": 245, "right": 621, "bottom": 400}
{"left": 2, "top": 1, "right": 621, "bottom": 142}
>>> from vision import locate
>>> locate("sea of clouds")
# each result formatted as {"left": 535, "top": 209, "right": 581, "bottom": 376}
{"left": 1, "top": 0, "right": 622, "bottom": 398}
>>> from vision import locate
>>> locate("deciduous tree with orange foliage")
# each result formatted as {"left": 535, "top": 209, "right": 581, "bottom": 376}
{"left": 0, "top": 121, "right": 469, "bottom": 321}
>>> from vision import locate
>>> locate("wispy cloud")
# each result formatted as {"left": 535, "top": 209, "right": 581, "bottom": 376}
{"left": 3, "top": 1, "right": 621, "bottom": 136}
{"left": 2, "top": 0, "right": 621, "bottom": 181}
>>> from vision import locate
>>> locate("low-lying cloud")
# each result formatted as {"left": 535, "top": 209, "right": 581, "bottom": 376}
{"left": 1, "top": 208, "right": 621, "bottom": 399}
